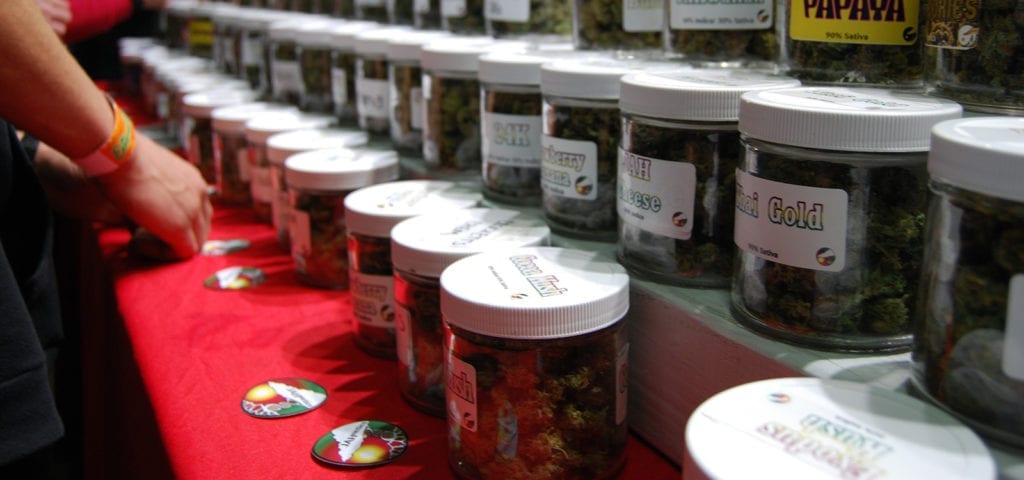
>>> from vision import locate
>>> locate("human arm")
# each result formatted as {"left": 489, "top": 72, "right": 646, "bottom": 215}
{"left": 35, "top": 0, "right": 72, "bottom": 37}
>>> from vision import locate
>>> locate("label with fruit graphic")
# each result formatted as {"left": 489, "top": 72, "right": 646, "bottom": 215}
{"left": 312, "top": 420, "right": 409, "bottom": 467}
{"left": 240, "top": 378, "right": 327, "bottom": 418}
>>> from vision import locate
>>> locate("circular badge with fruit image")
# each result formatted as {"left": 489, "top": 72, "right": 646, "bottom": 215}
{"left": 574, "top": 176, "right": 593, "bottom": 196}
{"left": 201, "top": 238, "right": 251, "bottom": 256}
{"left": 204, "top": 266, "right": 266, "bottom": 290}
{"left": 312, "top": 420, "right": 409, "bottom": 468}
{"left": 815, "top": 247, "right": 836, "bottom": 267}
{"left": 241, "top": 378, "right": 327, "bottom": 418}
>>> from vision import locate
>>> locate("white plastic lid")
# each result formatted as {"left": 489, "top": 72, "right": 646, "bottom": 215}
{"left": 739, "top": 87, "right": 963, "bottom": 152}
{"left": 929, "top": 116, "right": 1024, "bottom": 203}
{"left": 478, "top": 51, "right": 553, "bottom": 86}
{"left": 243, "top": 111, "right": 336, "bottom": 143}
{"left": 293, "top": 19, "right": 339, "bottom": 47}
{"left": 441, "top": 246, "right": 629, "bottom": 339}
{"left": 327, "top": 21, "right": 379, "bottom": 51}
{"left": 211, "top": 102, "right": 298, "bottom": 134}
{"left": 386, "top": 30, "right": 451, "bottom": 63}
{"left": 266, "top": 127, "right": 370, "bottom": 166}
{"left": 268, "top": 16, "right": 318, "bottom": 42}
{"left": 685, "top": 377, "right": 995, "bottom": 480}
{"left": 355, "top": 26, "right": 415, "bottom": 57}
{"left": 391, "top": 208, "right": 550, "bottom": 278}
{"left": 540, "top": 57, "right": 671, "bottom": 100}
{"left": 421, "top": 38, "right": 523, "bottom": 73}
{"left": 344, "top": 180, "right": 482, "bottom": 237}
{"left": 181, "top": 89, "right": 258, "bottom": 118}
{"left": 284, "top": 147, "right": 400, "bottom": 191}
{"left": 620, "top": 70, "right": 801, "bottom": 122}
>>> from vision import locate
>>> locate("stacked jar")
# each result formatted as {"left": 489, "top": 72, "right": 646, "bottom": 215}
{"left": 572, "top": 0, "right": 662, "bottom": 50}
{"left": 665, "top": 0, "right": 777, "bottom": 67}
{"left": 267, "top": 126, "right": 370, "bottom": 248}
{"left": 268, "top": 17, "right": 320, "bottom": 106}
{"left": 386, "top": 30, "right": 451, "bottom": 154}
{"left": 913, "top": 116, "right": 1024, "bottom": 448}
{"left": 210, "top": 4, "right": 241, "bottom": 75}
{"left": 441, "top": 246, "right": 631, "bottom": 479}
{"left": 285, "top": 148, "right": 400, "bottom": 288}
{"left": 390, "top": 208, "right": 550, "bottom": 415}
{"left": 182, "top": 89, "right": 260, "bottom": 187}
{"left": 387, "top": 0, "right": 414, "bottom": 25}
{"left": 484, "top": 0, "right": 572, "bottom": 39}
{"left": 211, "top": 102, "right": 299, "bottom": 206}
{"left": 244, "top": 111, "right": 337, "bottom": 224}
{"left": 733, "top": 87, "right": 961, "bottom": 351}
{"left": 616, "top": 70, "right": 799, "bottom": 288}
{"left": 295, "top": 19, "right": 341, "bottom": 113}
{"left": 344, "top": 180, "right": 482, "bottom": 358}
{"left": 327, "top": 22, "right": 380, "bottom": 125}
{"left": 441, "top": 0, "right": 485, "bottom": 34}
{"left": 169, "top": 75, "right": 251, "bottom": 149}
{"left": 354, "top": 27, "right": 414, "bottom": 137}
{"left": 414, "top": 0, "right": 441, "bottom": 29}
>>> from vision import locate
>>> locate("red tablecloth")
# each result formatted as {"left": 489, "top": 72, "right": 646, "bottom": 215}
{"left": 93, "top": 205, "right": 681, "bottom": 479}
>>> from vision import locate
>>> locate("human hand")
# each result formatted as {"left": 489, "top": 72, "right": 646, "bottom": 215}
{"left": 35, "top": 0, "right": 71, "bottom": 37}
{"left": 96, "top": 133, "right": 213, "bottom": 259}
{"left": 34, "top": 140, "right": 126, "bottom": 224}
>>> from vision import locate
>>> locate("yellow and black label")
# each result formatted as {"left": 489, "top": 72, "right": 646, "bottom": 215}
{"left": 789, "top": 0, "right": 920, "bottom": 45}
{"left": 188, "top": 19, "right": 215, "bottom": 48}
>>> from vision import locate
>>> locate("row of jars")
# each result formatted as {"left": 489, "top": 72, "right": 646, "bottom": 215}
{"left": 166, "top": 0, "right": 1024, "bottom": 114}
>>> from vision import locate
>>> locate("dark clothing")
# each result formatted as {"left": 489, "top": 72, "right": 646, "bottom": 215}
{"left": 0, "top": 120, "right": 64, "bottom": 466}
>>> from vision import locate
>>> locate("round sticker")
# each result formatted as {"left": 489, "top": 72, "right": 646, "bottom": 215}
{"left": 312, "top": 420, "right": 409, "bottom": 467}
{"left": 204, "top": 266, "right": 265, "bottom": 290}
{"left": 241, "top": 378, "right": 327, "bottom": 418}
{"left": 202, "top": 239, "right": 251, "bottom": 256}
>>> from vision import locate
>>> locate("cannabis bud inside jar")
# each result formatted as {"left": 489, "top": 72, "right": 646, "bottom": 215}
{"left": 484, "top": 0, "right": 572, "bottom": 38}
{"left": 441, "top": 0, "right": 486, "bottom": 33}
{"left": 355, "top": 27, "right": 414, "bottom": 137}
{"left": 326, "top": 22, "right": 379, "bottom": 127}
{"left": 295, "top": 20, "right": 338, "bottom": 114}
{"left": 912, "top": 116, "right": 1024, "bottom": 448}
{"left": 733, "top": 87, "right": 961, "bottom": 352}
{"left": 182, "top": 89, "right": 259, "bottom": 188}
{"left": 285, "top": 147, "right": 400, "bottom": 289}
{"left": 212, "top": 102, "right": 298, "bottom": 206}
{"left": 441, "top": 246, "right": 630, "bottom": 480}
{"left": 344, "top": 180, "right": 481, "bottom": 359}
{"left": 572, "top": 0, "right": 662, "bottom": 50}
{"left": 386, "top": 31, "right": 451, "bottom": 154}
{"left": 617, "top": 70, "right": 799, "bottom": 288}
{"left": 391, "top": 208, "right": 550, "bottom": 416}
{"left": 666, "top": 0, "right": 777, "bottom": 66}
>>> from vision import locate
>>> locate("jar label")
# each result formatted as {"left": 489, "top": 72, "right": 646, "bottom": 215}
{"left": 447, "top": 351, "right": 479, "bottom": 433}
{"left": 273, "top": 189, "right": 290, "bottom": 234}
{"left": 396, "top": 303, "right": 415, "bottom": 381}
{"left": 188, "top": 19, "right": 214, "bottom": 48}
{"left": 357, "top": 77, "right": 390, "bottom": 120}
{"left": 188, "top": 133, "right": 202, "bottom": 167}
{"left": 776, "top": 87, "right": 934, "bottom": 111}
{"left": 237, "top": 149, "right": 251, "bottom": 182}
{"left": 541, "top": 135, "right": 598, "bottom": 201}
{"left": 251, "top": 165, "right": 273, "bottom": 203}
{"left": 289, "top": 208, "right": 312, "bottom": 269}
{"left": 733, "top": 169, "right": 848, "bottom": 272}
{"left": 272, "top": 59, "right": 304, "bottom": 97}
{"left": 486, "top": 0, "right": 530, "bottom": 22}
{"left": 923, "top": 0, "right": 978, "bottom": 49}
{"left": 623, "top": 0, "right": 665, "bottom": 31}
{"left": 788, "top": 0, "right": 920, "bottom": 45}
{"left": 617, "top": 148, "right": 696, "bottom": 241}
{"left": 670, "top": 0, "right": 774, "bottom": 30}
{"left": 352, "top": 271, "right": 396, "bottom": 328}
{"left": 416, "top": 0, "right": 430, "bottom": 13}
{"left": 331, "top": 67, "right": 349, "bottom": 106}
{"left": 442, "top": 0, "right": 467, "bottom": 17}
{"left": 242, "top": 35, "right": 263, "bottom": 65}
{"left": 1005, "top": 274, "right": 1024, "bottom": 381}
{"left": 616, "top": 343, "right": 629, "bottom": 425}
{"left": 482, "top": 112, "right": 543, "bottom": 168}
{"left": 410, "top": 87, "right": 424, "bottom": 130}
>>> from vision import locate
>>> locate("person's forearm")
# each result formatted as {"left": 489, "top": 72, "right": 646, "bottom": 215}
{"left": 0, "top": 0, "right": 114, "bottom": 159}
{"left": 64, "top": 0, "right": 135, "bottom": 44}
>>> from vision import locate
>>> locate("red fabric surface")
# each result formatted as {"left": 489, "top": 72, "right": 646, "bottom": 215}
{"left": 65, "top": 0, "right": 135, "bottom": 44}
{"left": 96, "top": 207, "right": 681, "bottom": 479}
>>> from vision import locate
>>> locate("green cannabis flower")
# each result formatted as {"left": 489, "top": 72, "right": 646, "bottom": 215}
{"left": 424, "top": 75, "right": 482, "bottom": 172}
{"left": 669, "top": 29, "right": 777, "bottom": 64}
{"left": 300, "top": 46, "right": 334, "bottom": 113}
{"left": 444, "top": 0, "right": 486, "bottom": 34}
{"left": 488, "top": 0, "right": 572, "bottom": 37}
{"left": 574, "top": 0, "right": 661, "bottom": 50}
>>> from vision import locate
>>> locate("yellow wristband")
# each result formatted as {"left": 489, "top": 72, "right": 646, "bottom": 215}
{"left": 73, "top": 96, "right": 137, "bottom": 177}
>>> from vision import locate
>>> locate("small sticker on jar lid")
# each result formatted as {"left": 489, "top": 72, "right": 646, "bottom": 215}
{"left": 311, "top": 420, "right": 409, "bottom": 467}
{"left": 204, "top": 266, "right": 265, "bottom": 290}
{"left": 201, "top": 239, "right": 251, "bottom": 256}
{"left": 240, "top": 378, "right": 327, "bottom": 418}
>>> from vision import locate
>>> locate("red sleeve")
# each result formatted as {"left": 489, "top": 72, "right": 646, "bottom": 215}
{"left": 64, "top": 0, "right": 135, "bottom": 44}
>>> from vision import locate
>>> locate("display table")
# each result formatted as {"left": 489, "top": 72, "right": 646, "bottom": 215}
{"left": 86, "top": 205, "right": 679, "bottom": 479}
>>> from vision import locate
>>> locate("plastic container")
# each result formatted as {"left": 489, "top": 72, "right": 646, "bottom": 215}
{"left": 267, "top": 126, "right": 370, "bottom": 247}
{"left": 617, "top": 70, "right": 799, "bottom": 288}
{"left": 343, "top": 180, "right": 482, "bottom": 359}
{"left": 356, "top": 0, "right": 389, "bottom": 21}
{"left": 182, "top": 89, "right": 259, "bottom": 187}
{"left": 441, "top": 0, "right": 486, "bottom": 34}
{"left": 355, "top": 27, "right": 414, "bottom": 136}
{"left": 923, "top": 0, "right": 1024, "bottom": 114}
{"left": 572, "top": 0, "right": 662, "bottom": 50}
{"left": 685, "top": 378, "right": 995, "bottom": 480}
{"left": 732, "top": 87, "right": 962, "bottom": 351}
{"left": 212, "top": 102, "right": 299, "bottom": 206}
{"left": 912, "top": 116, "right": 1024, "bottom": 448}
{"left": 269, "top": 18, "right": 324, "bottom": 106}
{"left": 415, "top": 0, "right": 442, "bottom": 29}
{"left": 188, "top": 3, "right": 217, "bottom": 59}
{"left": 387, "top": 0, "right": 415, "bottom": 25}
{"left": 285, "top": 147, "right": 400, "bottom": 288}
{"left": 386, "top": 31, "right": 451, "bottom": 154}
{"left": 118, "top": 37, "right": 157, "bottom": 96}
{"left": 783, "top": 0, "right": 922, "bottom": 86}
{"left": 485, "top": 0, "right": 572, "bottom": 38}
{"left": 391, "top": 208, "right": 550, "bottom": 414}
{"left": 164, "top": 0, "right": 196, "bottom": 50}
{"left": 327, "top": 22, "right": 380, "bottom": 125}
{"left": 169, "top": 75, "right": 252, "bottom": 150}
{"left": 295, "top": 20, "right": 340, "bottom": 113}
{"left": 665, "top": 0, "right": 777, "bottom": 66}
{"left": 244, "top": 112, "right": 338, "bottom": 224}
{"left": 442, "top": 246, "right": 630, "bottom": 479}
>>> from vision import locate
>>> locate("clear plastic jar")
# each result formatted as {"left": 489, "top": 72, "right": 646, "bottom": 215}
{"left": 386, "top": 31, "right": 451, "bottom": 154}
{"left": 355, "top": 27, "right": 414, "bottom": 137}
{"left": 572, "top": 0, "right": 662, "bottom": 50}
{"left": 163, "top": 1, "right": 195, "bottom": 50}
{"left": 210, "top": 5, "right": 239, "bottom": 75}
{"left": 441, "top": 246, "right": 630, "bottom": 480}
{"left": 171, "top": 75, "right": 251, "bottom": 150}
{"left": 188, "top": 3, "right": 217, "bottom": 59}
{"left": 269, "top": 18, "right": 315, "bottom": 106}
{"left": 415, "top": 0, "right": 442, "bottom": 29}
{"left": 665, "top": 0, "right": 777, "bottom": 66}
{"left": 244, "top": 112, "right": 337, "bottom": 224}
{"left": 118, "top": 37, "right": 157, "bottom": 97}
{"left": 391, "top": 208, "right": 550, "bottom": 415}
{"left": 617, "top": 70, "right": 799, "bottom": 288}
{"left": 441, "top": 0, "right": 486, "bottom": 33}
{"left": 344, "top": 180, "right": 481, "bottom": 359}
{"left": 782, "top": 0, "right": 922, "bottom": 86}
{"left": 733, "top": 87, "right": 961, "bottom": 351}
{"left": 182, "top": 90, "right": 259, "bottom": 187}
{"left": 912, "top": 116, "right": 1024, "bottom": 448}
{"left": 285, "top": 147, "right": 400, "bottom": 288}
{"left": 212, "top": 102, "right": 298, "bottom": 206}
{"left": 296, "top": 20, "right": 340, "bottom": 113}
{"left": 235, "top": 10, "right": 279, "bottom": 97}
{"left": 485, "top": 0, "right": 572, "bottom": 38}
{"left": 357, "top": 0, "right": 390, "bottom": 21}
{"left": 387, "top": 0, "right": 415, "bottom": 24}
{"left": 328, "top": 22, "right": 380, "bottom": 126}
{"left": 923, "top": 0, "right": 1024, "bottom": 114}
{"left": 267, "top": 126, "right": 369, "bottom": 248}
